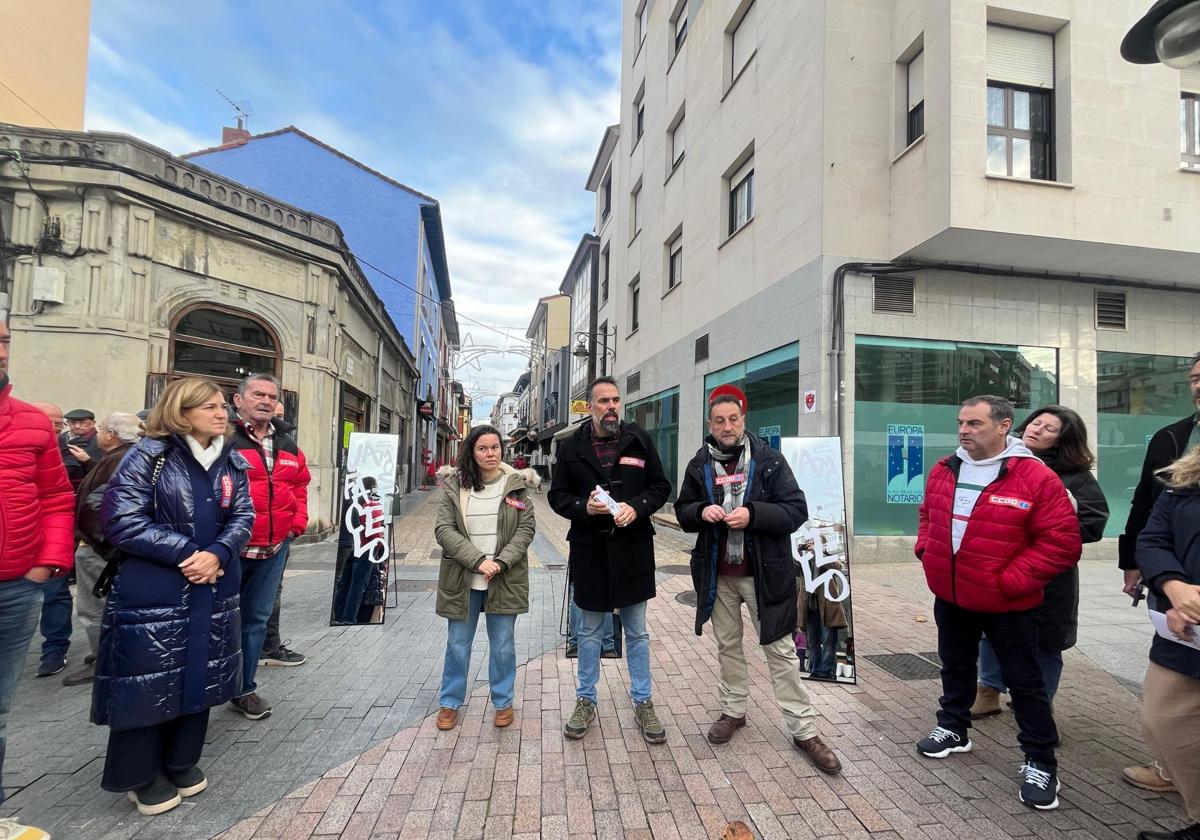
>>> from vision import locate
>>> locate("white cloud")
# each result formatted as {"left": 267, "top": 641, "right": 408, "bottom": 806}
{"left": 85, "top": 84, "right": 209, "bottom": 154}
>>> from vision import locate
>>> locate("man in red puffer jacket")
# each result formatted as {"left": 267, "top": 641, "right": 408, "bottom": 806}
{"left": 913, "top": 395, "right": 1080, "bottom": 813}
{"left": 0, "top": 320, "right": 74, "bottom": 826}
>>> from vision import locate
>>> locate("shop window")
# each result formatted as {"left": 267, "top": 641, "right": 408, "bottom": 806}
{"left": 852, "top": 336, "right": 1058, "bottom": 536}
{"left": 704, "top": 343, "right": 799, "bottom": 447}
{"left": 1097, "top": 352, "right": 1196, "bottom": 537}
{"left": 625, "top": 386, "right": 680, "bottom": 500}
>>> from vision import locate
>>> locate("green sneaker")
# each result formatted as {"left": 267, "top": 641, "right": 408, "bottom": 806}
{"left": 634, "top": 699, "right": 666, "bottom": 744}
{"left": 564, "top": 698, "right": 595, "bottom": 739}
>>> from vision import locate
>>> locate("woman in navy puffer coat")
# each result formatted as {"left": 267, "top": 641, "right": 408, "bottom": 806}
{"left": 95, "top": 378, "right": 254, "bottom": 816}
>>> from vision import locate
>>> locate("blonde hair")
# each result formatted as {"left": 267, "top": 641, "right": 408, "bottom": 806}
{"left": 144, "top": 378, "right": 230, "bottom": 440}
{"left": 1161, "top": 445, "right": 1200, "bottom": 489}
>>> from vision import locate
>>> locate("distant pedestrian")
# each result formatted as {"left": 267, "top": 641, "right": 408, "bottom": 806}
{"left": 1116, "top": 353, "right": 1200, "bottom": 794}
{"left": 914, "top": 395, "right": 1080, "bottom": 810}
{"left": 550, "top": 377, "right": 672, "bottom": 744}
{"left": 676, "top": 388, "right": 842, "bottom": 774}
{"left": 0, "top": 322, "right": 74, "bottom": 840}
{"left": 433, "top": 425, "right": 537, "bottom": 731}
{"left": 63, "top": 412, "right": 142, "bottom": 687}
{"left": 62, "top": 407, "right": 103, "bottom": 488}
{"left": 971, "top": 405, "right": 1108, "bottom": 717}
{"left": 1132, "top": 446, "right": 1200, "bottom": 840}
{"left": 29, "top": 402, "right": 76, "bottom": 678}
{"left": 229, "top": 374, "right": 311, "bottom": 723}
{"left": 95, "top": 377, "right": 253, "bottom": 816}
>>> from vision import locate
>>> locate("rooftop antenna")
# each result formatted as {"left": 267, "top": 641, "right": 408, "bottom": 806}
{"left": 216, "top": 89, "right": 252, "bottom": 131}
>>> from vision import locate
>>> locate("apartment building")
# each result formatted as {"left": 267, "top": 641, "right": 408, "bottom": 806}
{"left": 607, "top": 0, "right": 1200, "bottom": 559}
{"left": 524, "top": 294, "right": 572, "bottom": 465}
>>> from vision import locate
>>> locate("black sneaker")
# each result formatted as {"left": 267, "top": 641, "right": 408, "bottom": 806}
{"left": 36, "top": 655, "right": 66, "bottom": 678}
{"left": 126, "top": 774, "right": 182, "bottom": 816}
{"left": 1018, "top": 760, "right": 1060, "bottom": 810}
{"left": 1137, "top": 824, "right": 1200, "bottom": 840}
{"left": 260, "top": 644, "right": 306, "bottom": 667}
{"left": 564, "top": 643, "right": 578, "bottom": 659}
{"left": 165, "top": 765, "right": 208, "bottom": 797}
{"left": 916, "top": 726, "right": 972, "bottom": 758}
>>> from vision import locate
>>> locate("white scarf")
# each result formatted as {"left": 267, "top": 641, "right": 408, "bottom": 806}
{"left": 186, "top": 434, "right": 224, "bottom": 471}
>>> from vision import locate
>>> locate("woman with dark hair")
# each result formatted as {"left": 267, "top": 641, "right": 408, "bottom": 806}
{"left": 971, "top": 405, "right": 1109, "bottom": 717}
{"left": 95, "top": 378, "right": 254, "bottom": 815}
{"left": 433, "top": 425, "right": 539, "bottom": 731}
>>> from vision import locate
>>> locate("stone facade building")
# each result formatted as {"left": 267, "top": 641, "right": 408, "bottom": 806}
{"left": 0, "top": 123, "right": 419, "bottom": 532}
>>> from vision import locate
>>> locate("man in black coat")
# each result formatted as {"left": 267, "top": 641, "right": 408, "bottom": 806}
{"left": 675, "top": 392, "right": 842, "bottom": 775}
{"left": 549, "top": 376, "right": 671, "bottom": 744}
{"left": 1116, "top": 353, "right": 1200, "bottom": 793}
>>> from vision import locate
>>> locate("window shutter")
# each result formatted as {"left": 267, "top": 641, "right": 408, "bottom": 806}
{"left": 908, "top": 51, "right": 925, "bottom": 110}
{"left": 730, "top": 156, "right": 754, "bottom": 188}
{"left": 987, "top": 26, "right": 1054, "bottom": 89}
{"left": 1095, "top": 290, "right": 1127, "bottom": 330}
{"left": 1183, "top": 67, "right": 1200, "bottom": 94}
{"left": 873, "top": 276, "right": 915, "bottom": 314}
{"left": 732, "top": 1, "right": 756, "bottom": 75}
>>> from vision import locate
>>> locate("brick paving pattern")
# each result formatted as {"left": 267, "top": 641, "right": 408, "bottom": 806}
{"left": 1, "top": 488, "right": 1189, "bottom": 839}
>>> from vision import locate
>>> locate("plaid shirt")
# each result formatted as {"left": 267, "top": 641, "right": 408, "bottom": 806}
{"left": 589, "top": 423, "right": 621, "bottom": 477}
{"left": 239, "top": 419, "right": 284, "bottom": 560}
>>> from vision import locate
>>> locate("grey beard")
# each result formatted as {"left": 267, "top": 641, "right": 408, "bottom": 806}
{"left": 599, "top": 415, "right": 620, "bottom": 435}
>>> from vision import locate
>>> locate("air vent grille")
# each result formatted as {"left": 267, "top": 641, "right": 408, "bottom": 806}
{"left": 873, "top": 276, "right": 915, "bottom": 314}
{"left": 694, "top": 333, "right": 709, "bottom": 363}
{"left": 1096, "top": 290, "right": 1127, "bottom": 330}
{"left": 626, "top": 371, "right": 641, "bottom": 394}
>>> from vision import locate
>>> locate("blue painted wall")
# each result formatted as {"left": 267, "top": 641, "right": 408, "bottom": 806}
{"left": 190, "top": 131, "right": 441, "bottom": 366}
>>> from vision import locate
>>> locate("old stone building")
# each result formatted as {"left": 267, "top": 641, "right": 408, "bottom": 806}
{"left": 0, "top": 122, "right": 419, "bottom": 532}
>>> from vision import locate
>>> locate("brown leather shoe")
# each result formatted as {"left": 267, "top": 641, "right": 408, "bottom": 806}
{"left": 793, "top": 735, "right": 842, "bottom": 775}
{"left": 494, "top": 707, "right": 514, "bottom": 728}
{"left": 436, "top": 707, "right": 458, "bottom": 730}
{"left": 707, "top": 714, "right": 746, "bottom": 744}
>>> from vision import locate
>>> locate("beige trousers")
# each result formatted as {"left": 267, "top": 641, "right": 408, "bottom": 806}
{"left": 711, "top": 574, "right": 817, "bottom": 740}
{"left": 1142, "top": 660, "right": 1200, "bottom": 822}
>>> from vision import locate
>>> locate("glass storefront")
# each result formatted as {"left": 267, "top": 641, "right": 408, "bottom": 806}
{"left": 625, "top": 386, "right": 681, "bottom": 500}
{"left": 1096, "top": 352, "right": 1195, "bottom": 537}
{"left": 853, "top": 336, "right": 1058, "bottom": 536}
{"left": 703, "top": 343, "right": 800, "bottom": 448}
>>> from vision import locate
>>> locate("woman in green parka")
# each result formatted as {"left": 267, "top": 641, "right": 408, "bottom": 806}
{"left": 433, "top": 424, "right": 538, "bottom": 731}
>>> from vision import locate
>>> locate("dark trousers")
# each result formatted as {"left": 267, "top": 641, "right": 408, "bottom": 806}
{"left": 101, "top": 710, "right": 210, "bottom": 792}
{"left": 332, "top": 546, "right": 373, "bottom": 623}
{"left": 39, "top": 575, "right": 73, "bottom": 660}
{"left": 263, "top": 580, "right": 284, "bottom": 654}
{"left": 934, "top": 598, "right": 1057, "bottom": 767}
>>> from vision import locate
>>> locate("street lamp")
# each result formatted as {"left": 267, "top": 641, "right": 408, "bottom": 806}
{"left": 571, "top": 327, "right": 618, "bottom": 360}
{"left": 1122, "top": 0, "right": 1200, "bottom": 67}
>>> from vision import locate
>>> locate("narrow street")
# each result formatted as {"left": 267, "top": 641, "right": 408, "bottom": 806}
{"left": 1, "top": 490, "right": 1185, "bottom": 839}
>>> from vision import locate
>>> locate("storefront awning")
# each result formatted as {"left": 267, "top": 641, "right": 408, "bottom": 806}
{"left": 552, "top": 419, "right": 586, "bottom": 443}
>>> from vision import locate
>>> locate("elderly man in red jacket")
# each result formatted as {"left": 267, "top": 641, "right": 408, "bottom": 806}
{"left": 0, "top": 321, "right": 74, "bottom": 835}
{"left": 914, "top": 395, "right": 1080, "bottom": 812}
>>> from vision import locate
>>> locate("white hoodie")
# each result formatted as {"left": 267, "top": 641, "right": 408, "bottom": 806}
{"left": 951, "top": 436, "right": 1039, "bottom": 553}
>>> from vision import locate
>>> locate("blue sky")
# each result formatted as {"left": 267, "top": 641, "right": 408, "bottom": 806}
{"left": 85, "top": 0, "right": 621, "bottom": 420}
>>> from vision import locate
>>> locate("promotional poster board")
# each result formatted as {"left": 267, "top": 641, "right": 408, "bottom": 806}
{"left": 330, "top": 433, "right": 400, "bottom": 626}
{"left": 779, "top": 436, "right": 856, "bottom": 684}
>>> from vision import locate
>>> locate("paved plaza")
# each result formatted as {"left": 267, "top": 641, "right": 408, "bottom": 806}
{"left": 0, "top": 489, "right": 1189, "bottom": 839}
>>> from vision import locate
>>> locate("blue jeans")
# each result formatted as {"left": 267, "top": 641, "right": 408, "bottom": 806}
{"left": 577, "top": 600, "right": 651, "bottom": 705}
{"left": 804, "top": 604, "right": 839, "bottom": 679}
{"left": 239, "top": 541, "right": 290, "bottom": 696}
{"left": 438, "top": 589, "right": 517, "bottom": 710}
{"left": 978, "top": 636, "right": 1064, "bottom": 700}
{"left": 39, "top": 574, "right": 72, "bottom": 661}
{"left": 0, "top": 577, "right": 47, "bottom": 805}
{"left": 567, "top": 584, "right": 615, "bottom": 651}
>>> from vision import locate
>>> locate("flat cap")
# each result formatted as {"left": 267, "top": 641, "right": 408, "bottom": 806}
{"left": 64, "top": 408, "right": 95, "bottom": 421}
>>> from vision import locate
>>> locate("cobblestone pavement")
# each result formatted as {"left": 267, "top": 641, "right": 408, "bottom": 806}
{"left": 1, "top": 488, "right": 1186, "bottom": 839}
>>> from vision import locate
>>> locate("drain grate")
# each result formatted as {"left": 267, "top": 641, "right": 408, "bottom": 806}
{"left": 675, "top": 591, "right": 697, "bottom": 607}
{"left": 659, "top": 565, "right": 691, "bottom": 575}
{"left": 392, "top": 580, "right": 437, "bottom": 592}
{"left": 864, "top": 653, "right": 941, "bottom": 681}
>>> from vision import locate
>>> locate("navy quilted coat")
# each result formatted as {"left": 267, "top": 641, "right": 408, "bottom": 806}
{"left": 93, "top": 435, "right": 254, "bottom": 731}
{"left": 915, "top": 454, "right": 1081, "bottom": 613}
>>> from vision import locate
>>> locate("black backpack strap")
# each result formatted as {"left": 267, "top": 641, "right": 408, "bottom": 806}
{"left": 93, "top": 452, "right": 166, "bottom": 599}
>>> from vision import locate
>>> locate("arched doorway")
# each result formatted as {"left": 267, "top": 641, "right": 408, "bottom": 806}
{"left": 169, "top": 304, "right": 281, "bottom": 386}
